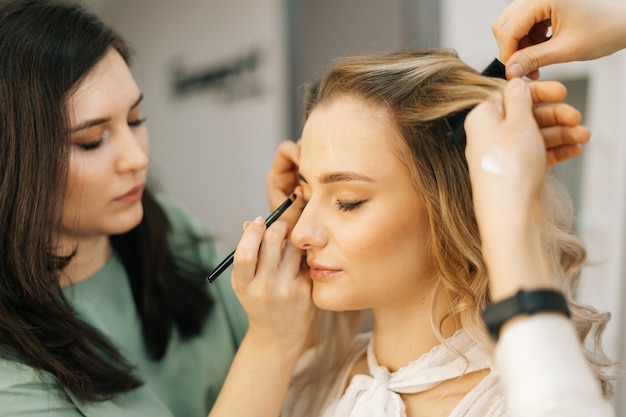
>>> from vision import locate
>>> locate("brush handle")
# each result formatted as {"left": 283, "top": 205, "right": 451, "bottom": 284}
{"left": 206, "top": 194, "right": 296, "bottom": 283}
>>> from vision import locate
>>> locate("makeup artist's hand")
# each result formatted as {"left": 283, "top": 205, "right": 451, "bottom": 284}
{"left": 232, "top": 217, "right": 314, "bottom": 352}
{"left": 493, "top": 0, "right": 626, "bottom": 79}
{"left": 464, "top": 78, "right": 588, "bottom": 298}
{"left": 266, "top": 140, "right": 305, "bottom": 227}
{"left": 210, "top": 219, "right": 314, "bottom": 417}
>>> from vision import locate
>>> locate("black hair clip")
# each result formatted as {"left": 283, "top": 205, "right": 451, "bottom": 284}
{"left": 445, "top": 58, "right": 506, "bottom": 145}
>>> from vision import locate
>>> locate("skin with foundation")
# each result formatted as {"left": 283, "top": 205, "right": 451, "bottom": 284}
{"left": 292, "top": 95, "right": 487, "bottom": 416}
{"left": 59, "top": 48, "right": 148, "bottom": 286}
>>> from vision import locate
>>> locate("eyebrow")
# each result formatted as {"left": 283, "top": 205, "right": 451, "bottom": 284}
{"left": 71, "top": 93, "right": 144, "bottom": 133}
{"left": 298, "top": 171, "right": 374, "bottom": 184}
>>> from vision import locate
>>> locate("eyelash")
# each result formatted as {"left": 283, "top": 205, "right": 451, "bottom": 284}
{"left": 128, "top": 117, "right": 147, "bottom": 128}
{"left": 336, "top": 199, "right": 366, "bottom": 212}
{"left": 77, "top": 117, "right": 147, "bottom": 151}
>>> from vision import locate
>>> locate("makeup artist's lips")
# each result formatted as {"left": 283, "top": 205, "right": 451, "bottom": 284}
{"left": 116, "top": 184, "right": 144, "bottom": 204}
{"left": 307, "top": 262, "right": 341, "bottom": 282}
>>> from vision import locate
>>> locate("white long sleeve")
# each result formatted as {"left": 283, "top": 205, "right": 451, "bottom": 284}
{"left": 494, "top": 314, "right": 615, "bottom": 417}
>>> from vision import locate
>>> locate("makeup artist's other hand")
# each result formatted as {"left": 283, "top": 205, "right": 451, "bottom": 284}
{"left": 266, "top": 140, "right": 304, "bottom": 228}
{"left": 493, "top": 0, "right": 626, "bottom": 79}
{"left": 231, "top": 217, "right": 314, "bottom": 354}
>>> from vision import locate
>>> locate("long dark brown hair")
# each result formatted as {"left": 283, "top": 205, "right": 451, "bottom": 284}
{"left": 0, "top": 0, "right": 213, "bottom": 402}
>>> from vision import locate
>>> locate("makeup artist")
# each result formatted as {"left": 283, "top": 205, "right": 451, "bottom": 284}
{"left": 0, "top": 1, "right": 308, "bottom": 416}
{"left": 491, "top": 0, "right": 626, "bottom": 80}
{"left": 227, "top": 48, "right": 614, "bottom": 416}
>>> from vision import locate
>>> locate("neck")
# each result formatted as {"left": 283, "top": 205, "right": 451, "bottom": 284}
{"left": 58, "top": 235, "right": 113, "bottom": 287}
{"left": 371, "top": 289, "right": 459, "bottom": 372}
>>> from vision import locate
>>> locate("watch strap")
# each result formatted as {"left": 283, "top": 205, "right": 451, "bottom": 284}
{"left": 483, "top": 289, "right": 570, "bottom": 341}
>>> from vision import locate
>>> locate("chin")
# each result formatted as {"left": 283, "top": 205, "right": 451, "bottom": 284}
{"left": 109, "top": 205, "right": 144, "bottom": 235}
{"left": 312, "top": 283, "right": 358, "bottom": 312}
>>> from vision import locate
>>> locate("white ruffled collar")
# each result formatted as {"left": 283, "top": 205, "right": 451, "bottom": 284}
{"left": 323, "top": 330, "right": 492, "bottom": 417}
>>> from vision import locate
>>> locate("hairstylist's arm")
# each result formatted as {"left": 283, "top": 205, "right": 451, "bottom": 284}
{"left": 493, "top": 0, "right": 626, "bottom": 79}
{"left": 464, "top": 78, "right": 614, "bottom": 417}
{"left": 466, "top": 79, "right": 590, "bottom": 297}
{"left": 209, "top": 214, "right": 314, "bottom": 417}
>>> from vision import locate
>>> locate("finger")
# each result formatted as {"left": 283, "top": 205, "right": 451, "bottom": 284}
{"left": 275, "top": 186, "right": 304, "bottom": 232}
{"left": 277, "top": 241, "right": 307, "bottom": 286}
{"left": 533, "top": 102, "right": 582, "bottom": 128}
{"left": 266, "top": 140, "right": 300, "bottom": 209}
{"left": 527, "top": 81, "right": 567, "bottom": 104}
{"left": 505, "top": 36, "right": 569, "bottom": 79}
{"left": 493, "top": 0, "right": 552, "bottom": 63}
{"left": 547, "top": 144, "right": 583, "bottom": 166}
{"left": 540, "top": 125, "right": 590, "bottom": 148}
{"left": 233, "top": 217, "right": 267, "bottom": 286}
{"left": 502, "top": 78, "right": 534, "bottom": 122}
{"left": 254, "top": 220, "right": 292, "bottom": 281}
{"left": 492, "top": 0, "right": 536, "bottom": 62}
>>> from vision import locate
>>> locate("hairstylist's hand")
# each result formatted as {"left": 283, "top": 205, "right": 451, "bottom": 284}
{"left": 493, "top": 0, "right": 626, "bottom": 79}
{"left": 266, "top": 140, "right": 305, "bottom": 228}
{"left": 231, "top": 217, "right": 314, "bottom": 353}
{"left": 464, "top": 78, "right": 584, "bottom": 297}
{"left": 528, "top": 81, "right": 590, "bottom": 165}
{"left": 465, "top": 79, "right": 545, "bottom": 231}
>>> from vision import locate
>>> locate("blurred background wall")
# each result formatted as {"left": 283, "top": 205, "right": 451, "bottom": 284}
{"left": 86, "top": 0, "right": 626, "bottom": 413}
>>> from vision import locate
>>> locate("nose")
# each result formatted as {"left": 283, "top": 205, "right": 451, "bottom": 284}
{"left": 116, "top": 125, "right": 148, "bottom": 173}
{"left": 290, "top": 200, "right": 328, "bottom": 250}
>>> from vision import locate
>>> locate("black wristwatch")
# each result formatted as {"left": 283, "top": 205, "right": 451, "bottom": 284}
{"left": 482, "top": 289, "right": 570, "bottom": 341}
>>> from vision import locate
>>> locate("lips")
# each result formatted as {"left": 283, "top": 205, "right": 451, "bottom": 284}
{"left": 307, "top": 261, "right": 341, "bottom": 281}
{"left": 116, "top": 183, "right": 144, "bottom": 203}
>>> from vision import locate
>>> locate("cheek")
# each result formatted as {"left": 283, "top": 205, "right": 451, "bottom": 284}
{"left": 359, "top": 206, "right": 433, "bottom": 278}
{"left": 138, "top": 127, "right": 149, "bottom": 155}
{"left": 64, "top": 154, "right": 106, "bottom": 210}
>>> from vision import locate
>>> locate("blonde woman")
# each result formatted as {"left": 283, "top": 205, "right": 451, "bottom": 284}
{"left": 229, "top": 49, "right": 613, "bottom": 416}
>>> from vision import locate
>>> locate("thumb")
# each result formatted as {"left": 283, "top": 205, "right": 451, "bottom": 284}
{"left": 503, "top": 78, "right": 534, "bottom": 122}
{"left": 506, "top": 39, "right": 567, "bottom": 79}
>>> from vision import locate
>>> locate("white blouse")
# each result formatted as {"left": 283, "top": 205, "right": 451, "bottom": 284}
{"left": 290, "top": 330, "right": 507, "bottom": 417}
{"left": 286, "top": 316, "right": 614, "bottom": 417}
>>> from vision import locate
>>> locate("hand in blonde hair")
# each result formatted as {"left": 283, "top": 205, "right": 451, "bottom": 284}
{"left": 463, "top": 78, "right": 585, "bottom": 297}
{"left": 527, "top": 81, "right": 590, "bottom": 165}
{"left": 493, "top": 0, "right": 626, "bottom": 79}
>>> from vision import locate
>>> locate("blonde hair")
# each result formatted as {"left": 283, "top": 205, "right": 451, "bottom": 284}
{"left": 285, "top": 49, "right": 613, "bottom": 415}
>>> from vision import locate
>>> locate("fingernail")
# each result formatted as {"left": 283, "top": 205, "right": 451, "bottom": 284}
{"left": 509, "top": 63, "right": 524, "bottom": 79}
{"left": 253, "top": 216, "right": 264, "bottom": 225}
{"left": 509, "top": 77, "right": 526, "bottom": 92}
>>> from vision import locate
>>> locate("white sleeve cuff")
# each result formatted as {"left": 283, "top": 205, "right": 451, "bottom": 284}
{"left": 494, "top": 314, "right": 614, "bottom": 417}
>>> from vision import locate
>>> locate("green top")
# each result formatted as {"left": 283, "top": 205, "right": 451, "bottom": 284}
{"left": 0, "top": 197, "right": 248, "bottom": 417}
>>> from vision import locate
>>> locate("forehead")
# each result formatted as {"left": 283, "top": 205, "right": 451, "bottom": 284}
{"left": 68, "top": 49, "right": 140, "bottom": 124}
{"left": 299, "top": 96, "right": 406, "bottom": 172}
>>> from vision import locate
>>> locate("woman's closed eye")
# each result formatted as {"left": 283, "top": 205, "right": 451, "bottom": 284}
{"left": 77, "top": 139, "right": 103, "bottom": 151}
{"left": 336, "top": 199, "right": 367, "bottom": 212}
{"left": 128, "top": 116, "right": 147, "bottom": 128}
